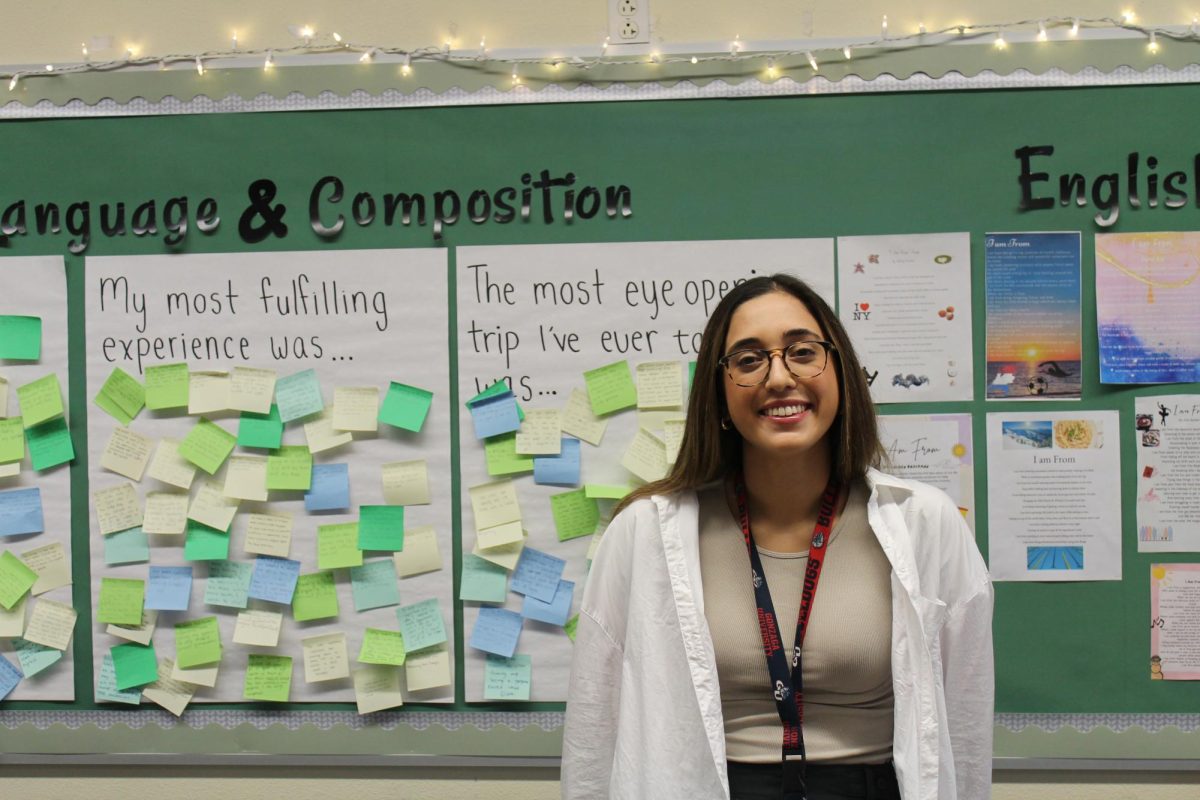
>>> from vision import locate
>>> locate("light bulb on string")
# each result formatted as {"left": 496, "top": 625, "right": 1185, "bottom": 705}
{"left": 8, "top": 74, "right": 18, "bottom": 91}
{"left": 511, "top": 65, "right": 520, "bottom": 85}
{"left": 264, "top": 50, "right": 275, "bottom": 70}
{"left": 842, "top": 45, "right": 852, "bottom": 59}
{"left": 690, "top": 56, "right": 698, "bottom": 64}
{"left": 401, "top": 53, "right": 412, "bottom": 75}
{"left": 650, "top": 51, "right": 661, "bottom": 63}
{"left": 1148, "top": 31, "right": 1160, "bottom": 53}
{"left": 1192, "top": 17, "right": 1199, "bottom": 36}
{"left": 766, "top": 58, "right": 777, "bottom": 77}
{"left": 300, "top": 25, "right": 314, "bottom": 43}
{"left": 333, "top": 32, "right": 344, "bottom": 46}
{"left": 1037, "top": 21, "right": 1048, "bottom": 41}
{"left": 882, "top": 15, "right": 888, "bottom": 38}
{"left": 806, "top": 51, "right": 818, "bottom": 71}
{"left": 125, "top": 46, "right": 138, "bottom": 60}
{"left": 730, "top": 34, "right": 741, "bottom": 55}
{"left": 81, "top": 42, "right": 88, "bottom": 61}
{"left": 918, "top": 22, "right": 926, "bottom": 34}
{"left": 44, "top": 64, "right": 53, "bottom": 72}
{"left": 994, "top": 31, "right": 1007, "bottom": 49}
{"left": 479, "top": 36, "right": 487, "bottom": 57}
{"left": 1122, "top": 10, "right": 1136, "bottom": 24}
{"left": 1070, "top": 18, "right": 1080, "bottom": 36}
{"left": 231, "top": 30, "right": 239, "bottom": 50}
{"left": 195, "top": 57, "right": 204, "bottom": 75}
{"left": 602, "top": 36, "right": 610, "bottom": 54}
{"left": 359, "top": 48, "right": 375, "bottom": 63}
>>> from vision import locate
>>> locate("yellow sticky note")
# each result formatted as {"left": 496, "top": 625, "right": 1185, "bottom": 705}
{"left": 19, "top": 542, "right": 71, "bottom": 595}
{"left": 354, "top": 664, "right": 405, "bottom": 713}
{"left": 477, "top": 519, "right": 524, "bottom": 550}
{"left": 17, "top": 374, "right": 64, "bottom": 428}
{"left": 142, "top": 658, "right": 196, "bottom": 716}
{"left": 93, "top": 483, "right": 143, "bottom": 535}
{"left": 142, "top": 491, "right": 189, "bottom": 535}
{"left": 146, "top": 438, "right": 198, "bottom": 490}
{"left": 187, "top": 371, "right": 231, "bottom": 415}
{"left": 302, "top": 631, "right": 350, "bottom": 683}
{"left": 472, "top": 535, "right": 525, "bottom": 571}
{"left": 663, "top": 418, "right": 687, "bottom": 464}
{"left": 0, "top": 594, "right": 26, "bottom": 638}
{"left": 244, "top": 512, "right": 293, "bottom": 558}
{"left": 621, "top": 428, "right": 669, "bottom": 483}
{"left": 469, "top": 480, "right": 522, "bottom": 530}
{"left": 188, "top": 480, "right": 239, "bottom": 532}
{"left": 107, "top": 609, "right": 158, "bottom": 645}
{"left": 392, "top": 525, "right": 442, "bottom": 577}
{"left": 332, "top": 386, "right": 380, "bottom": 432}
{"left": 303, "top": 410, "right": 353, "bottom": 454}
{"left": 561, "top": 388, "right": 607, "bottom": 446}
{"left": 404, "top": 645, "right": 451, "bottom": 692}
{"left": 381, "top": 459, "right": 431, "bottom": 506}
{"left": 23, "top": 597, "right": 77, "bottom": 650}
{"left": 223, "top": 455, "right": 269, "bottom": 502}
{"left": 100, "top": 426, "right": 154, "bottom": 481}
{"left": 229, "top": 367, "right": 276, "bottom": 415}
{"left": 636, "top": 361, "right": 684, "bottom": 409}
{"left": 171, "top": 659, "right": 220, "bottom": 688}
{"left": 515, "top": 409, "right": 562, "bottom": 455}
{"left": 232, "top": 608, "right": 283, "bottom": 647}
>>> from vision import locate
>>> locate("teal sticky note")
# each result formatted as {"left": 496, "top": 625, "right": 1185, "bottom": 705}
{"left": 184, "top": 521, "right": 230, "bottom": 561}
{"left": 204, "top": 560, "right": 254, "bottom": 609}
{"left": 97, "top": 653, "right": 142, "bottom": 705}
{"left": 104, "top": 526, "right": 150, "bottom": 565}
{"left": 379, "top": 382, "right": 433, "bottom": 432}
{"left": 358, "top": 505, "right": 404, "bottom": 551}
{"left": 111, "top": 642, "right": 158, "bottom": 690}
{"left": 25, "top": 417, "right": 74, "bottom": 471}
{"left": 275, "top": 369, "right": 324, "bottom": 423}
{"left": 14, "top": 637, "right": 61, "bottom": 677}
{"left": 349, "top": 559, "right": 402, "bottom": 612}
{"left": 459, "top": 554, "right": 508, "bottom": 603}
{"left": 484, "top": 653, "right": 532, "bottom": 701}
{"left": 0, "top": 315, "right": 41, "bottom": 360}
{"left": 395, "top": 598, "right": 447, "bottom": 653}
{"left": 238, "top": 404, "right": 283, "bottom": 450}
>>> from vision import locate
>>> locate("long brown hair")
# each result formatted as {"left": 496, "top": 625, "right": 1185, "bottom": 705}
{"left": 614, "top": 273, "right": 881, "bottom": 515}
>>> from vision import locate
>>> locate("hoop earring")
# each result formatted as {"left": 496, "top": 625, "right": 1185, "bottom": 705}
{"left": 720, "top": 418, "right": 731, "bottom": 430}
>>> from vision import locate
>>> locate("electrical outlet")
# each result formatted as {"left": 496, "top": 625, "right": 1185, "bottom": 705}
{"left": 608, "top": 0, "right": 650, "bottom": 44}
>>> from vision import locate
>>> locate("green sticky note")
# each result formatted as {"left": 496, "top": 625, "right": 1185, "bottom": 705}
{"left": 238, "top": 404, "right": 283, "bottom": 450}
{"left": 184, "top": 521, "right": 230, "bottom": 561}
{"left": 16, "top": 374, "right": 64, "bottom": 428}
{"left": 274, "top": 369, "right": 324, "bottom": 423}
{"left": 95, "top": 367, "right": 145, "bottom": 424}
{"left": 358, "top": 505, "right": 405, "bottom": 551}
{"left": 318, "top": 522, "right": 363, "bottom": 569}
{"left": 175, "top": 616, "right": 222, "bottom": 668}
{"left": 145, "top": 363, "right": 190, "bottom": 410}
{"left": 0, "top": 315, "right": 41, "bottom": 360}
{"left": 358, "top": 628, "right": 406, "bottom": 665}
{"left": 688, "top": 361, "right": 697, "bottom": 393}
{"left": 550, "top": 488, "right": 600, "bottom": 542}
{"left": 244, "top": 654, "right": 292, "bottom": 702}
{"left": 98, "top": 577, "right": 145, "bottom": 625}
{"left": 467, "top": 381, "right": 525, "bottom": 421}
{"left": 266, "top": 445, "right": 312, "bottom": 490}
{"left": 26, "top": 417, "right": 74, "bottom": 471}
{"left": 178, "top": 417, "right": 236, "bottom": 474}
{"left": 0, "top": 550, "right": 39, "bottom": 609}
{"left": 349, "top": 559, "right": 401, "bottom": 611}
{"left": 111, "top": 642, "right": 159, "bottom": 690}
{"left": 484, "top": 433, "right": 534, "bottom": 476}
{"left": 0, "top": 417, "right": 25, "bottom": 463}
{"left": 584, "top": 484, "right": 632, "bottom": 500}
{"left": 583, "top": 360, "right": 637, "bottom": 416}
{"left": 564, "top": 614, "right": 580, "bottom": 642}
{"left": 292, "top": 571, "right": 339, "bottom": 621}
{"left": 378, "top": 382, "right": 433, "bottom": 432}
{"left": 459, "top": 553, "right": 508, "bottom": 603}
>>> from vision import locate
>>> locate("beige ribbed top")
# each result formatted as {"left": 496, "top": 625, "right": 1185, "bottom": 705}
{"left": 698, "top": 481, "right": 894, "bottom": 764}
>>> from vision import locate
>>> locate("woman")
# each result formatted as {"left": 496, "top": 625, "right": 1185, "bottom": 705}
{"left": 562, "top": 274, "right": 993, "bottom": 800}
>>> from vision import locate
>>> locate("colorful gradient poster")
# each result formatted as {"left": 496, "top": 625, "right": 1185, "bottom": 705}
{"left": 984, "top": 232, "right": 1082, "bottom": 399}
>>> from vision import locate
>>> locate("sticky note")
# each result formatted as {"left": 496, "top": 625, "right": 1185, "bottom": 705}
{"left": 550, "top": 488, "right": 600, "bottom": 542}
{"left": 178, "top": 417, "right": 236, "bottom": 475}
{"left": 521, "top": 579, "right": 575, "bottom": 626}
{"left": 266, "top": 445, "right": 312, "bottom": 491}
{"left": 476, "top": 519, "right": 524, "bottom": 551}
{"left": 95, "top": 367, "right": 146, "bottom": 424}
{"left": 275, "top": 368, "right": 324, "bottom": 423}
{"left": 144, "top": 363, "right": 189, "bottom": 410}
{"left": 203, "top": 560, "right": 254, "bottom": 608}
{"left": 188, "top": 371, "right": 230, "bottom": 415}
{"left": 381, "top": 459, "right": 430, "bottom": 505}
{"left": 621, "top": 427, "right": 669, "bottom": 482}
{"left": 584, "top": 484, "right": 632, "bottom": 500}
{"left": 223, "top": 455, "right": 269, "bottom": 502}
{"left": 238, "top": 404, "right": 283, "bottom": 450}
{"left": 112, "top": 643, "right": 160, "bottom": 691}
{"left": 468, "top": 392, "right": 521, "bottom": 439}
{"left": 395, "top": 598, "right": 447, "bottom": 653}
{"left": 350, "top": 559, "right": 401, "bottom": 611}
{"left": 145, "top": 565, "right": 193, "bottom": 611}
{"left": 0, "top": 594, "right": 25, "bottom": 637}
{"left": 103, "top": 527, "right": 149, "bottom": 565}
{"left": 0, "top": 550, "right": 39, "bottom": 609}
{"left": 16, "top": 374, "right": 64, "bottom": 429}
{"left": 107, "top": 609, "right": 158, "bottom": 646}
{"left": 358, "top": 505, "right": 404, "bottom": 551}
{"left": 23, "top": 598, "right": 76, "bottom": 650}
{"left": 93, "top": 483, "right": 141, "bottom": 535}
{"left": 565, "top": 614, "right": 579, "bottom": 641}
{"left": 379, "top": 382, "right": 433, "bottom": 433}
{"left": 246, "top": 556, "right": 301, "bottom": 605}
{"left": 663, "top": 418, "right": 686, "bottom": 464}
{"left": 244, "top": 654, "right": 293, "bottom": 702}
{"left": 146, "top": 438, "right": 197, "bottom": 489}
{"left": 358, "top": 628, "right": 406, "bottom": 665}
{"left": 534, "top": 438, "right": 582, "bottom": 486}
{"left": 636, "top": 361, "right": 684, "bottom": 409}
{"left": 100, "top": 426, "right": 153, "bottom": 481}
{"left": 469, "top": 606, "right": 523, "bottom": 658}
{"left": 484, "top": 433, "right": 534, "bottom": 477}
{"left": 175, "top": 616, "right": 222, "bottom": 668}
{"left": 515, "top": 409, "right": 562, "bottom": 455}
{"left": 302, "top": 632, "right": 349, "bottom": 683}
{"left": 188, "top": 481, "right": 239, "bottom": 532}
{"left": 392, "top": 525, "right": 442, "bottom": 577}
{"left": 97, "top": 653, "right": 142, "bottom": 705}
{"left": 20, "top": 542, "right": 70, "bottom": 595}
{"left": 0, "top": 652, "right": 20, "bottom": 700}
{"left": 98, "top": 576, "right": 145, "bottom": 625}
{"left": 333, "top": 386, "right": 380, "bottom": 432}
{"left": 229, "top": 367, "right": 277, "bottom": 414}
{"left": 354, "top": 664, "right": 405, "bottom": 713}
{"left": 469, "top": 480, "right": 521, "bottom": 530}
{"left": 184, "top": 521, "right": 229, "bottom": 561}
{"left": 303, "top": 410, "right": 352, "bottom": 454}
{"left": 172, "top": 659, "right": 219, "bottom": 688}
{"left": 243, "top": 512, "right": 293, "bottom": 558}
{"left": 305, "top": 463, "right": 351, "bottom": 512}
{"left": 25, "top": 417, "right": 73, "bottom": 471}
{"left": 510, "top": 547, "right": 566, "bottom": 603}
{"left": 318, "top": 522, "right": 363, "bottom": 569}
{"left": 142, "top": 491, "right": 188, "bottom": 535}
{"left": 233, "top": 608, "right": 283, "bottom": 647}
{"left": 561, "top": 388, "right": 608, "bottom": 445}
{"left": 0, "top": 377, "right": 6, "bottom": 417}
{"left": 142, "top": 658, "right": 196, "bottom": 716}
{"left": 0, "top": 462, "right": 18, "bottom": 479}
{"left": 13, "top": 637, "right": 61, "bottom": 677}
{"left": 0, "top": 315, "right": 41, "bottom": 359}
{"left": 472, "top": 536, "right": 525, "bottom": 571}
{"left": 405, "top": 645, "right": 451, "bottom": 692}
{"left": 584, "top": 360, "right": 637, "bottom": 416}
{"left": 0, "top": 417, "right": 25, "bottom": 463}
{"left": 484, "top": 654, "right": 532, "bottom": 701}
{"left": 460, "top": 554, "right": 508, "bottom": 603}
{"left": 0, "top": 486, "right": 43, "bottom": 536}
{"left": 292, "top": 571, "right": 339, "bottom": 621}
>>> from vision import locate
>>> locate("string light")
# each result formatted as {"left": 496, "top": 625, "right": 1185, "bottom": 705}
{"left": 1122, "top": 10, "right": 1136, "bottom": 24}
{"left": 766, "top": 57, "right": 777, "bottom": 77}
{"left": 690, "top": 56, "right": 698, "bottom": 64}
{"left": 231, "top": 30, "right": 238, "bottom": 50}
{"left": 1037, "top": 21, "right": 1048, "bottom": 42}
{"left": 994, "top": 31, "right": 1007, "bottom": 50}
{"left": 918, "top": 23, "right": 927, "bottom": 35}
{"left": 264, "top": 50, "right": 275, "bottom": 70}
{"left": 195, "top": 57, "right": 204, "bottom": 75}
{"left": 125, "top": 46, "right": 138, "bottom": 60}
{"left": 510, "top": 64, "right": 519, "bottom": 85}
{"left": 44, "top": 64, "right": 53, "bottom": 72}
{"left": 882, "top": 15, "right": 888, "bottom": 38}
{"left": 8, "top": 74, "right": 18, "bottom": 91}
{"left": 359, "top": 48, "right": 375, "bottom": 63}
{"left": 333, "top": 32, "right": 344, "bottom": 45}
{"left": 601, "top": 36, "right": 610, "bottom": 54}
{"left": 650, "top": 51, "right": 661, "bottom": 63}
{"left": 730, "top": 35, "right": 742, "bottom": 55}
{"left": 480, "top": 36, "right": 488, "bottom": 57}
{"left": 299, "top": 25, "right": 315, "bottom": 43}
{"left": 1192, "top": 17, "right": 1199, "bottom": 36}
{"left": 842, "top": 45, "right": 852, "bottom": 60}
{"left": 401, "top": 53, "right": 412, "bottom": 75}
{"left": 1148, "top": 31, "right": 1160, "bottom": 53}
{"left": 1070, "top": 18, "right": 1080, "bottom": 36}
{"left": 806, "top": 51, "right": 818, "bottom": 71}
{"left": 80, "top": 42, "right": 88, "bottom": 61}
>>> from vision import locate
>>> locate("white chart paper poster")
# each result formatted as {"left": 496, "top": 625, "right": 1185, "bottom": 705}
{"left": 86, "top": 250, "right": 454, "bottom": 704}
{"left": 1135, "top": 395, "right": 1200, "bottom": 552}
{"left": 986, "top": 411, "right": 1121, "bottom": 581}
{"left": 0, "top": 256, "right": 74, "bottom": 701}
{"left": 877, "top": 414, "right": 975, "bottom": 531}
{"left": 837, "top": 233, "right": 973, "bottom": 403}
{"left": 1151, "top": 563, "right": 1200, "bottom": 680}
{"left": 456, "top": 239, "right": 835, "bottom": 701}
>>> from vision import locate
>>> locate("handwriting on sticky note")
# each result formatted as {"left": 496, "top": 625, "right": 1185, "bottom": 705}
{"left": 145, "top": 565, "right": 192, "bottom": 611}
{"left": 23, "top": 597, "right": 77, "bottom": 650}
{"left": 381, "top": 459, "right": 431, "bottom": 505}
{"left": 147, "top": 438, "right": 197, "bottom": 489}
{"left": 302, "top": 632, "right": 349, "bottom": 683}
{"left": 98, "top": 367, "right": 146, "bottom": 422}
{"left": 353, "top": 664, "right": 405, "bottom": 713}
{"left": 515, "top": 409, "right": 562, "bottom": 455}
{"left": 19, "top": 541, "right": 70, "bottom": 595}
{"left": 188, "top": 480, "right": 239, "bottom": 532}
{"left": 350, "top": 559, "right": 401, "bottom": 611}
{"left": 244, "top": 512, "right": 293, "bottom": 557}
{"left": 0, "top": 550, "right": 39, "bottom": 610}
{"left": 404, "top": 645, "right": 451, "bottom": 692}
{"left": 392, "top": 525, "right": 442, "bottom": 577}
{"left": 229, "top": 367, "right": 276, "bottom": 414}
{"left": 484, "top": 653, "right": 532, "bottom": 700}
{"left": 0, "top": 486, "right": 43, "bottom": 537}
{"left": 484, "top": 433, "right": 534, "bottom": 477}
{"left": 144, "top": 363, "right": 189, "bottom": 410}
{"left": 223, "top": 455, "right": 269, "bottom": 502}
{"left": 550, "top": 489, "right": 599, "bottom": 542}
{"left": 17, "top": 374, "right": 64, "bottom": 428}
{"left": 177, "top": 417, "right": 236, "bottom": 475}
{"left": 469, "top": 480, "right": 521, "bottom": 530}
{"left": 332, "top": 386, "right": 380, "bottom": 432}
{"left": 358, "top": 628, "right": 406, "bottom": 665}
{"left": 636, "top": 361, "right": 683, "bottom": 409}
{"left": 93, "top": 483, "right": 142, "bottom": 535}
{"left": 395, "top": 597, "right": 447, "bottom": 653}
{"left": 510, "top": 547, "right": 566, "bottom": 603}
{"left": 292, "top": 571, "right": 339, "bottom": 621}
{"left": 266, "top": 445, "right": 312, "bottom": 491}
{"left": 204, "top": 560, "right": 254, "bottom": 609}
{"left": 303, "top": 410, "right": 352, "bottom": 454}
{"left": 142, "top": 491, "right": 188, "bottom": 535}
{"left": 469, "top": 606, "right": 523, "bottom": 658}
{"left": 621, "top": 427, "right": 669, "bottom": 483}
{"left": 304, "top": 463, "right": 350, "bottom": 512}
{"left": 318, "top": 522, "right": 363, "bottom": 569}
{"left": 275, "top": 368, "right": 324, "bottom": 423}
{"left": 233, "top": 608, "right": 283, "bottom": 647}
{"left": 584, "top": 360, "right": 637, "bottom": 416}
{"left": 100, "top": 426, "right": 154, "bottom": 481}
{"left": 244, "top": 654, "right": 293, "bottom": 702}
{"left": 174, "top": 616, "right": 222, "bottom": 668}
{"left": 534, "top": 438, "right": 581, "bottom": 487}
{"left": 187, "top": 371, "right": 230, "bottom": 415}
{"left": 561, "top": 388, "right": 607, "bottom": 445}
{"left": 247, "top": 556, "right": 301, "bottom": 605}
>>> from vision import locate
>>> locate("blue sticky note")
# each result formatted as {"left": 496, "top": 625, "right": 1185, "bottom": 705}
{"left": 395, "top": 598, "right": 447, "bottom": 653}
{"left": 275, "top": 368, "right": 324, "bottom": 423}
{"left": 459, "top": 554, "right": 509, "bottom": 603}
{"left": 103, "top": 526, "right": 150, "bottom": 565}
{"left": 521, "top": 579, "right": 575, "bottom": 626}
{"left": 468, "top": 393, "right": 522, "bottom": 440}
{"left": 350, "top": 559, "right": 402, "bottom": 612}
{"left": 145, "top": 565, "right": 193, "bottom": 611}
{"left": 0, "top": 653, "right": 22, "bottom": 699}
{"left": 304, "top": 463, "right": 351, "bottom": 512}
{"left": 12, "top": 637, "right": 61, "bottom": 678}
{"left": 469, "top": 607, "right": 523, "bottom": 658}
{"left": 96, "top": 653, "right": 141, "bottom": 705}
{"left": 510, "top": 547, "right": 566, "bottom": 603}
{"left": 204, "top": 560, "right": 254, "bottom": 609}
{"left": 246, "top": 556, "right": 302, "bottom": 605}
{"left": 533, "top": 438, "right": 582, "bottom": 486}
{"left": 0, "top": 487, "right": 44, "bottom": 537}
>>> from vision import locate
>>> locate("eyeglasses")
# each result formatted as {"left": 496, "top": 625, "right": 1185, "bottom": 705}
{"left": 718, "top": 340, "right": 836, "bottom": 387}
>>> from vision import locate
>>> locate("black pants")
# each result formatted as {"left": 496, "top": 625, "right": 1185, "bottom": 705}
{"left": 727, "top": 761, "right": 901, "bottom": 800}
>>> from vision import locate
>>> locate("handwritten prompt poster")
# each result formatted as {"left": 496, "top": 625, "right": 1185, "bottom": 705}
{"left": 0, "top": 257, "right": 75, "bottom": 701}
{"left": 877, "top": 414, "right": 975, "bottom": 531}
{"left": 84, "top": 250, "right": 454, "bottom": 704}
{"left": 456, "top": 239, "right": 835, "bottom": 700}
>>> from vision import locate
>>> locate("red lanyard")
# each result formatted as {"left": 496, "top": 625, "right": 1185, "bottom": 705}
{"left": 734, "top": 473, "right": 840, "bottom": 799}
